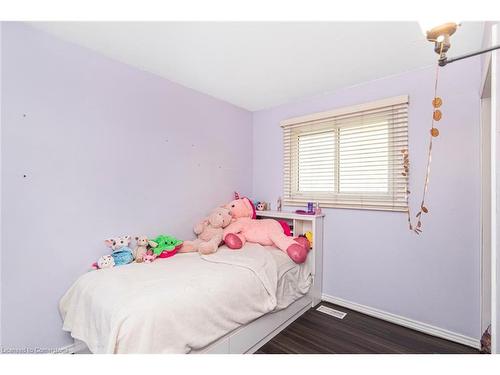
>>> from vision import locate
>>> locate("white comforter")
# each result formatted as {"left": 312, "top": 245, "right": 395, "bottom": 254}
{"left": 59, "top": 244, "right": 282, "bottom": 353}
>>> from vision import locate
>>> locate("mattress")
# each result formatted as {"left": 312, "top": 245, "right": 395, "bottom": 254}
{"left": 59, "top": 243, "right": 312, "bottom": 353}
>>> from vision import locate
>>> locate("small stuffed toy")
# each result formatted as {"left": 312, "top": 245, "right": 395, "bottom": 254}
{"left": 180, "top": 206, "right": 232, "bottom": 255}
{"left": 149, "top": 235, "right": 183, "bottom": 258}
{"left": 104, "top": 235, "right": 134, "bottom": 266}
{"left": 133, "top": 235, "right": 156, "bottom": 263}
{"left": 142, "top": 253, "right": 156, "bottom": 263}
{"left": 304, "top": 231, "right": 313, "bottom": 249}
{"left": 223, "top": 197, "right": 309, "bottom": 264}
{"left": 256, "top": 202, "right": 266, "bottom": 211}
{"left": 97, "top": 255, "right": 115, "bottom": 269}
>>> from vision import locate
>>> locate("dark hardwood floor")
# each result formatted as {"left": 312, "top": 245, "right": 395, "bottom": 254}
{"left": 256, "top": 302, "right": 479, "bottom": 354}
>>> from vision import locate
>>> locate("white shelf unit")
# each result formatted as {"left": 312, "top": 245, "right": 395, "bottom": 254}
{"left": 255, "top": 210, "right": 324, "bottom": 306}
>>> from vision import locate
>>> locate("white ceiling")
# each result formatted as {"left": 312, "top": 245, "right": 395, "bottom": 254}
{"left": 29, "top": 22, "right": 484, "bottom": 111}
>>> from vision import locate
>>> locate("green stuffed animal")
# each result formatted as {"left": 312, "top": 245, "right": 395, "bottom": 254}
{"left": 150, "top": 235, "right": 183, "bottom": 256}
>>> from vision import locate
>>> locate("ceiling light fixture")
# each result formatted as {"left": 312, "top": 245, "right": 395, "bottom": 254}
{"left": 420, "top": 21, "right": 500, "bottom": 66}
{"left": 420, "top": 21, "right": 459, "bottom": 62}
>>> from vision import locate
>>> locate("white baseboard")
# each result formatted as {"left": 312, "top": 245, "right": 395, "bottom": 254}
{"left": 322, "top": 294, "right": 481, "bottom": 350}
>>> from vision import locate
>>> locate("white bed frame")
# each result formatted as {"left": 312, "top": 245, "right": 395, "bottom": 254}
{"left": 70, "top": 210, "right": 324, "bottom": 354}
{"left": 200, "top": 210, "right": 324, "bottom": 354}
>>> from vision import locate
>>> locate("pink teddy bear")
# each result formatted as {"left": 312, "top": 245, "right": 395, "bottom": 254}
{"left": 223, "top": 197, "right": 309, "bottom": 263}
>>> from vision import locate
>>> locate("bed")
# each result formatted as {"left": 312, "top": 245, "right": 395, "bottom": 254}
{"left": 60, "top": 213, "right": 324, "bottom": 354}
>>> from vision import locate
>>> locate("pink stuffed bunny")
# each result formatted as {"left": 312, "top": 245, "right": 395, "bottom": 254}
{"left": 223, "top": 197, "right": 309, "bottom": 264}
{"left": 180, "top": 206, "right": 232, "bottom": 255}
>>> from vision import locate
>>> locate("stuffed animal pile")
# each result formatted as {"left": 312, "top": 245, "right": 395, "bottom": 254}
{"left": 92, "top": 192, "right": 311, "bottom": 271}
{"left": 92, "top": 234, "right": 182, "bottom": 270}
{"left": 180, "top": 192, "right": 310, "bottom": 263}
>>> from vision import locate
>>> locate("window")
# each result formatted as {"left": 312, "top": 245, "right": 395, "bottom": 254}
{"left": 282, "top": 96, "right": 409, "bottom": 211}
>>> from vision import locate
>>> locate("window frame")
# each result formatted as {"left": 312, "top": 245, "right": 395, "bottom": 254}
{"left": 281, "top": 95, "right": 409, "bottom": 212}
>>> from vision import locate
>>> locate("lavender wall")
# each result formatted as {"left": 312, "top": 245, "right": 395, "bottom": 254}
{"left": 0, "top": 21, "right": 484, "bottom": 349}
{"left": 0, "top": 23, "right": 252, "bottom": 349}
{"left": 253, "top": 59, "right": 482, "bottom": 339}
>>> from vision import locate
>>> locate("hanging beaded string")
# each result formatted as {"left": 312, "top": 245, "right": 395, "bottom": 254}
{"left": 404, "top": 42, "right": 444, "bottom": 234}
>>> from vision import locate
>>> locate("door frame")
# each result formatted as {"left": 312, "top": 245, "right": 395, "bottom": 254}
{"left": 480, "top": 61, "right": 492, "bottom": 343}
{"left": 491, "top": 23, "right": 498, "bottom": 355}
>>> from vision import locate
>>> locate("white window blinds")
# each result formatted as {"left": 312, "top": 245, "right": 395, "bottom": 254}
{"left": 282, "top": 95, "right": 409, "bottom": 212}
